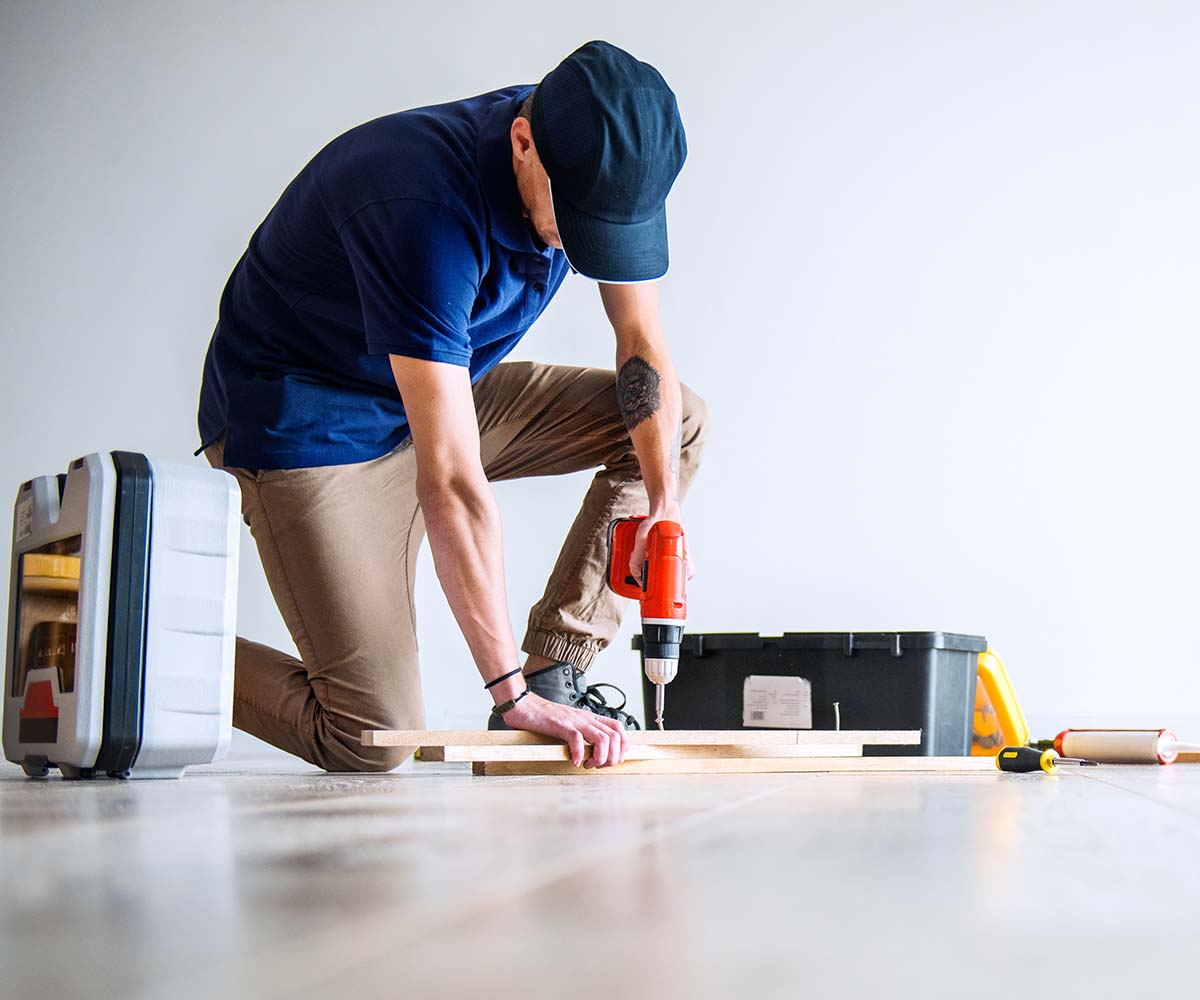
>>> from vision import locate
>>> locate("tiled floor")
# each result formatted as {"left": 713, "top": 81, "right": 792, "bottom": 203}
{"left": 2, "top": 754, "right": 1197, "bottom": 999}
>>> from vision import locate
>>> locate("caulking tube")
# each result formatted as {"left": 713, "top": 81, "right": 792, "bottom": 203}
{"left": 1053, "top": 729, "right": 1200, "bottom": 764}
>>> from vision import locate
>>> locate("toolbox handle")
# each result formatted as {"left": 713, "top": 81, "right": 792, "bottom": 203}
{"left": 842, "top": 633, "right": 905, "bottom": 657}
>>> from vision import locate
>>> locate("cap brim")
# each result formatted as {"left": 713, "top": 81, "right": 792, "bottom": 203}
{"left": 551, "top": 182, "right": 669, "bottom": 282}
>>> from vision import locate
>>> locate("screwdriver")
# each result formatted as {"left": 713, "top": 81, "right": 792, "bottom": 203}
{"left": 996, "top": 746, "right": 1098, "bottom": 773}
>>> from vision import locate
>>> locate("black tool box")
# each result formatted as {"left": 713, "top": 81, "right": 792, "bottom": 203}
{"left": 634, "top": 631, "right": 986, "bottom": 755}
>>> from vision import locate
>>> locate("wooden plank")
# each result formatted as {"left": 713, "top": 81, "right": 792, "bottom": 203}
{"left": 470, "top": 756, "right": 996, "bottom": 776}
{"left": 435, "top": 743, "right": 864, "bottom": 762}
{"left": 364, "top": 728, "right": 920, "bottom": 748}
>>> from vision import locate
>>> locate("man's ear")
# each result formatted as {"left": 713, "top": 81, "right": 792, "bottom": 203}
{"left": 510, "top": 116, "right": 535, "bottom": 162}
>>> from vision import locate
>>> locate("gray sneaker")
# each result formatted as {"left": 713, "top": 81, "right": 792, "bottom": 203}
{"left": 488, "top": 662, "right": 641, "bottom": 731}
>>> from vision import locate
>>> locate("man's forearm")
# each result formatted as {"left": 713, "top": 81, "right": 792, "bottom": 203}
{"left": 616, "top": 345, "right": 683, "bottom": 514}
{"left": 418, "top": 474, "right": 524, "bottom": 701}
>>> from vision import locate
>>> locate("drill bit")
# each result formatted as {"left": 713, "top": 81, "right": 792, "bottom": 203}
{"left": 654, "top": 683, "right": 665, "bottom": 731}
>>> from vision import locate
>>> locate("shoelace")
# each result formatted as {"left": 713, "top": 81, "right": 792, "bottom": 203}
{"left": 583, "top": 682, "right": 640, "bottom": 729}
{"left": 583, "top": 681, "right": 626, "bottom": 712}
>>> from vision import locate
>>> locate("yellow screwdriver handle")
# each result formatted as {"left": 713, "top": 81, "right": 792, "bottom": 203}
{"left": 996, "top": 746, "right": 1057, "bottom": 773}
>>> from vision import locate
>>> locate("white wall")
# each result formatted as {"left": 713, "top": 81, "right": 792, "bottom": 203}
{"left": 3, "top": 1, "right": 1198, "bottom": 747}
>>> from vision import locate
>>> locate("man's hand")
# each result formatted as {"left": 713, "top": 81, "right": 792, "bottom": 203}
{"left": 501, "top": 693, "right": 632, "bottom": 767}
{"left": 628, "top": 506, "right": 696, "bottom": 584}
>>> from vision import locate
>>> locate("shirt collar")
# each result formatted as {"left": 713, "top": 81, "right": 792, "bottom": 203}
{"left": 476, "top": 89, "right": 542, "bottom": 255}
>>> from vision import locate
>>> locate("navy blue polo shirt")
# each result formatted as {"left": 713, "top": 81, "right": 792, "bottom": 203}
{"left": 197, "top": 85, "right": 571, "bottom": 470}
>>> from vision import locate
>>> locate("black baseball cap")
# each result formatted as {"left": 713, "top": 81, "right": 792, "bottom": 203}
{"left": 530, "top": 41, "right": 687, "bottom": 282}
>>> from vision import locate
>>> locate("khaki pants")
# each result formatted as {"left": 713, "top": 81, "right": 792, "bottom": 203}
{"left": 206, "top": 361, "right": 708, "bottom": 772}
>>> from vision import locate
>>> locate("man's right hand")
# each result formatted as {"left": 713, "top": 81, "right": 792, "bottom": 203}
{"left": 500, "top": 692, "right": 632, "bottom": 768}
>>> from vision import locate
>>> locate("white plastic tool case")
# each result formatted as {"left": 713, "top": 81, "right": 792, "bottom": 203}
{"left": 4, "top": 452, "right": 239, "bottom": 778}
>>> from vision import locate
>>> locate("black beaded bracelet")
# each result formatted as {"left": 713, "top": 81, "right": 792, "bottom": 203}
{"left": 491, "top": 688, "right": 530, "bottom": 716}
{"left": 484, "top": 667, "right": 522, "bottom": 691}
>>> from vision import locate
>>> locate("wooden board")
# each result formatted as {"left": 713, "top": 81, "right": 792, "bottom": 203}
{"left": 363, "top": 728, "right": 921, "bottom": 748}
{"left": 431, "top": 743, "right": 864, "bottom": 762}
{"left": 470, "top": 756, "right": 997, "bottom": 776}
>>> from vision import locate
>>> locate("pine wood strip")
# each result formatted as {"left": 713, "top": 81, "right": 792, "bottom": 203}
{"left": 363, "top": 728, "right": 920, "bottom": 748}
{"left": 470, "top": 756, "right": 996, "bottom": 776}
{"left": 431, "top": 743, "right": 863, "bottom": 762}
{"left": 1176, "top": 752, "right": 1200, "bottom": 764}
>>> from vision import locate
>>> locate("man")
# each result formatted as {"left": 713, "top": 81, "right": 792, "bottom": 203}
{"left": 197, "top": 40, "right": 707, "bottom": 772}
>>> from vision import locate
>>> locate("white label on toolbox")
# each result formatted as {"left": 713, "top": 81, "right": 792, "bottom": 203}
{"left": 16, "top": 495, "right": 35, "bottom": 542}
{"left": 742, "top": 675, "right": 812, "bottom": 728}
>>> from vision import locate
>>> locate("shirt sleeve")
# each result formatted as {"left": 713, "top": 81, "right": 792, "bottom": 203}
{"left": 337, "top": 199, "right": 482, "bottom": 362}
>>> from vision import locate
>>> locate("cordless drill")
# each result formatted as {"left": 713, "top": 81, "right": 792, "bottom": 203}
{"left": 606, "top": 517, "right": 687, "bottom": 730}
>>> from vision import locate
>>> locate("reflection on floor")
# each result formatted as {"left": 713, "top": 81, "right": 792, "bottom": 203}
{"left": 2, "top": 752, "right": 1197, "bottom": 999}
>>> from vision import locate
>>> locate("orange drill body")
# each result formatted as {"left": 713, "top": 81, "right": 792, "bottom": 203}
{"left": 606, "top": 517, "right": 687, "bottom": 729}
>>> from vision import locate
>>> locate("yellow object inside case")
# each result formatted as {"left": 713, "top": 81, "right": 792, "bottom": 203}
{"left": 20, "top": 553, "right": 82, "bottom": 595}
{"left": 971, "top": 648, "right": 1029, "bottom": 755}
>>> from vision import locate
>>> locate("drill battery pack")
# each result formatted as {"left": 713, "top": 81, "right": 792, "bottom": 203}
{"left": 4, "top": 452, "right": 240, "bottom": 779}
{"left": 635, "top": 630, "right": 987, "bottom": 755}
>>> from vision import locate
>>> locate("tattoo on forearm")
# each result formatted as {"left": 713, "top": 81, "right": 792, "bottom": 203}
{"left": 616, "top": 355, "right": 662, "bottom": 432}
{"left": 670, "top": 420, "right": 682, "bottom": 481}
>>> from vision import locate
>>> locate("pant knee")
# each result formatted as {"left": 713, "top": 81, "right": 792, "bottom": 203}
{"left": 312, "top": 708, "right": 416, "bottom": 773}
{"left": 352, "top": 744, "right": 413, "bottom": 773}
{"left": 318, "top": 740, "right": 413, "bottom": 773}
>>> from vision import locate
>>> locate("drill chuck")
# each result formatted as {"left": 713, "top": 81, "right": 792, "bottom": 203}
{"left": 643, "top": 658, "right": 678, "bottom": 686}
{"left": 641, "top": 622, "right": 683, "bottom": 685}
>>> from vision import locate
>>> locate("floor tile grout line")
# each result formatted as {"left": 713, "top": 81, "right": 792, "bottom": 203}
{"left": 172, "top": 775, "right": 815, "bottom": 1000}
{"left": 1077, "top": 771, "right": 1200, "bottom": 821}
{"left": 0, "top": 769, "right": 494, "bottom": 841}
{"left": 0, "top": 762, "right": 765, "bottom": 842}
